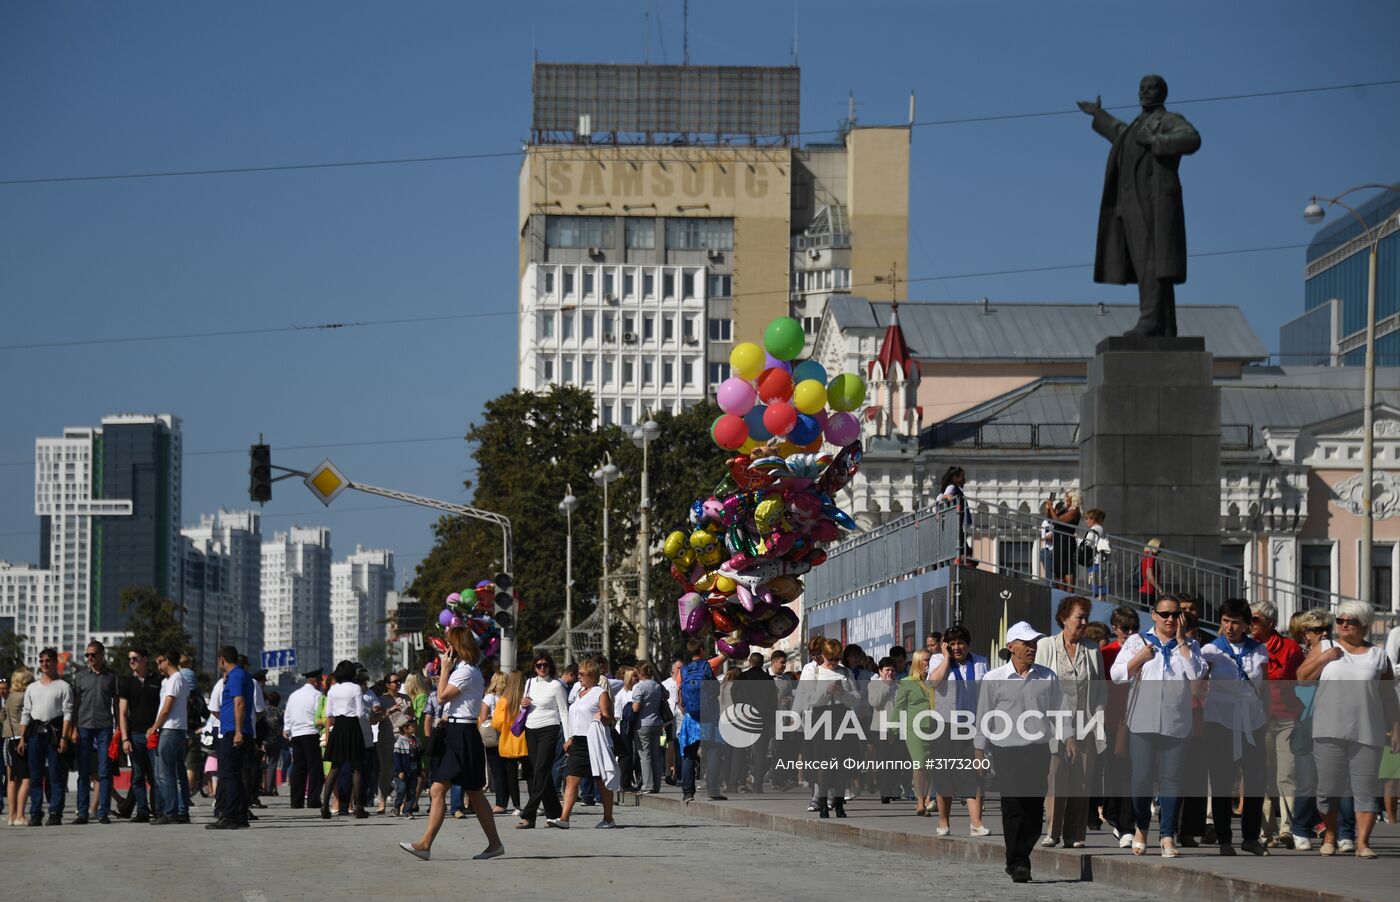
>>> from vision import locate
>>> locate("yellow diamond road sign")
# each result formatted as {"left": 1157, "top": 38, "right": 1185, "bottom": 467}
{"left": 305, "top": 459, "right": 350, "bottom": 507}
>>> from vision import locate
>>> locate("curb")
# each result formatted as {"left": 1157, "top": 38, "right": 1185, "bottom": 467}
{"left": 635, "top": 794, "right": 1360, "bottom": 902}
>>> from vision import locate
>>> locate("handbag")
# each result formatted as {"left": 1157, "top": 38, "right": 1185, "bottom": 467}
{"left": 510, "top": 705, "right": 531, "bottom": 737}
{"left": 478, "top": 713, "right": 500, "bottom": 749}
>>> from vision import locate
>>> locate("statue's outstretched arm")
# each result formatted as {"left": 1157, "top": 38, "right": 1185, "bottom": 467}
{"left": 1077, "top": 95, "right": 1123, "bottom": 143}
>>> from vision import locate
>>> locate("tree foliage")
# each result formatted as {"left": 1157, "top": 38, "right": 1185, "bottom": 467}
{"left": 409, "top": 386, "right": 727, "bottom": 665}
{"left": 111, "top": 587, "right": 194, "bottom": 678}
{"left": 0, "top": 629, "right": 27, "bottom": 677}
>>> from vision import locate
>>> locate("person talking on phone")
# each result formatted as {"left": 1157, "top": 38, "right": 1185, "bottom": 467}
{"left": 399, "top": 627, "right": 504, "bottom": 861}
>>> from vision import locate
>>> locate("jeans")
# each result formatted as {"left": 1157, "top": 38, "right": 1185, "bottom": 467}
{"left": 26, "top": 729, "right": 66, "bottom": 817}
{"left": 127, "top": 743, "right": 156, "bottom": 817}
{"left": 551, "top": 730, "right": 567, "bottom": 794}
{"left": 1129, "top": 731, "right": 1186, "bottom": 839}
{"left": 450, "top": 785, "right": 467, "bottom": 814}
{"left": 216, "top": 733, "right": 247, "bottom": 823}
{"left": 635, "top": 725, "right": 664, "bottom": 792}
{"left": 392, "top": 751, "right": 419, "bottom": 813}
{"left": 76, "top": 726, "right": 114, "bottom": 819}
{"left": 156, "top": 730, "right": 188, "bottom": 817}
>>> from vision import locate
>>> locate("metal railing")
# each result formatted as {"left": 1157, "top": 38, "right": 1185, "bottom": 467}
{"left": 923, "top": 423, "right": 1256, "bottom": 452}
{"left": 806, "top": 496, "right": 1363, "bottom": 628}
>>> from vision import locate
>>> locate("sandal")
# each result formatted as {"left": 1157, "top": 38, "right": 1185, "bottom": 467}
{"left": 1356, "top": 847, "right": 1377, "bottom": 860}
{"left": 1131, "top": 830, "right": 1147, "bottom": 856}
{"left": 1161, "top": 839, "right": 1181, "bottom": 859}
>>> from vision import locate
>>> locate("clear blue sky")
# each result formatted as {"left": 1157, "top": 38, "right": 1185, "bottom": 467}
{"left": 2, "top": 1, "right": 1397, "bottom": 581}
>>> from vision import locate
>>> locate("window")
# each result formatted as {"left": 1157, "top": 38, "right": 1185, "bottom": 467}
{"left": 683, "top": 271, "right": 697, "bottom": 299}
{"left": 663, "top": 272, "right": 675, "bottom": 298}
{"left": 621, "top": 402, "right": 634, "bottom": 426}
{"left": 562, "top": 270, "right": 575, "bottom": 296}
{"left": 682, "top": 357, "right": 695, "bottom": 386}
{"left": 538, "top": 312, "right": 555, "bottom": 340}
{"left": 834, "top": 268, "right": 851, "bottom": 289}
{"left": 643, "top": 314, "right": 655, "bottom": 341}
{"left": 601, "top": 403, "right": 614, "bottom": 426}
{"left": 708, "top": 318, "right": 732, "bottom": 342}
{"left": 625, "top": 218, "right": 655, "bottom": 249}
{"left": 561, "top": 310, "right": 574, "bottom": 341}
{"left": 541, "top": 358, "right": 555, "bottom": 381}
{"left": 708, "top": 362, "right": 731, "bottom": 384}
{"left": 643, "top": 359, "right": 654, "bottom": 385}
{"left": 997, "top": 540, "right": 1032, "bottom": 577}
{"left": 623, "top": 271, "right": 635, "bottom": 298}
{"left": 643, "top": 272, "right": 655, "bottom": 298}
{"left": 545, "top": 216, "right": 615, "bottom": 249}
{"left": 583, "top": 271, "right": 595, "bottom": 296}
{"left": 665, "top": 217, "right": 734, "bottom": 250}
{"left": 1373, "top": 544, "right": 1393, "bottom": 609}
{"left": 602, "top": 356, "right": 614, "bottom": 385}
{"left": 623, "top": 314, "right": 636, "bottom": 336}
{"left": 562, "top": 358, "right": 574, "bottom": 382}
{"left": 663, "top": 314, "right": 675, "bottom": 342}
{"left": 582, "top": 358, "right": 594, "bottom": 385}
{"left": 582, "top": 311, "right": 595, "bottom": 340}
{"left": 623, "top": 359, "right": 634, "bottom": 384}
{"left": 603, "top": 312, "right": 615, "bottom": 337}
{"left": 683, "top": 314, "right": 697, "bottom": 342}
{"left": 662, "top": 360, "right": 674, "bottom": 386}
{"left": 1300, "top": 544, "right": 1332, "bottom": 599}
{"left": 603, "top": 271, "right": 615, "bottom": 299}
{"left": 802, "top": 316, "right": 820, "bottom": 334}
{"left": 543, "top": 271, "right": 555, "bottom": 294}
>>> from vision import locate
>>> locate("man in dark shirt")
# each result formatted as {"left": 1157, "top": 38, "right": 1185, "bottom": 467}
{"left": 73, "top": 640, "right": 119, "bottom": 825}
{"left": 118, "top": 648, "right": 163, "bottom": 823}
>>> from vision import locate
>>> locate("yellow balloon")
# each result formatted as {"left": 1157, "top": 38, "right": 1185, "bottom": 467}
{"left": 739, "top": 438, "right": 759, "bottom": 454}
{"left": 792, "top": 379, "right": 827, "bottom": 414}
{"left": 714, "top": 575, "right": 737, "bottom": 595}
{"left": 776, "top": 441, "right": 800, "bottom": 456}
{"left": 730, "top": 342, "right": 765, "bottom": 381}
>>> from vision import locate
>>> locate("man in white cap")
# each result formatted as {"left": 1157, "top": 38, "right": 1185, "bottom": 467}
{"left": 975, "top": 621, "right": 1068, "bottom": 884}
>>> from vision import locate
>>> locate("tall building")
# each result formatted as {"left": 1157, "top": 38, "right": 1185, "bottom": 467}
{"left": 182, "top": 509, "right": 262, "bottom": 671}
{"left": 330, "top": 545, "right": 395, "bottom": 665}
{"left": 0, "top": 414, "right": 181, "bottom": 660}
{"left": 516, "top": 62, "right": 910, "bottom": 425}
{"left": 261, "top": 527, "right": 332, "bottom": 672}
{"left": 1280, "top": 187, "right": 1400, "bottom": 367}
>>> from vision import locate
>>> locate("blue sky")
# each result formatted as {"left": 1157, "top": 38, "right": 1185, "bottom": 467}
{"left": 2, "top": 1, "right": 1397, "bottom": 581}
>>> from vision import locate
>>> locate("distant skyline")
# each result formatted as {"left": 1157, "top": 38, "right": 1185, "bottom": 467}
{"left": 3, "top": 1, "right": 1398, "bottom": 579}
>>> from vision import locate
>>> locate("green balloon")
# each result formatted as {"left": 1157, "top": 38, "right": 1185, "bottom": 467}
{"left": 459, "top": 588, "right": 478, "bottom": 606}
{"left": 827, "top": 373, "right": 867, "bottom": 412}
{"left": 763, "top": 316, "right": 805, "bottom": 361}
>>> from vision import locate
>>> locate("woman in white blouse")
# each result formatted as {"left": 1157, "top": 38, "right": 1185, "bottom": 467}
{"left": 399, "top": 627, "right": 504, "bottom": 861}
{"left": 1296, "top": 600, "right": 1400, "bottom": 859}
{"left": 517, "top": 652, "right": 569, "bottom": 828}
{"left": 1110, "top": 594, "right": 1204, "bottom": 858}
{"left": 551, "top": 658, "right": 618, "bottom": 829}
{"left": 799, "top": 637, "right": 860, "bottom": 818}
{"left": 928, "top": 625, "right": 990, "bottom": 836}
{"left": 1035, "top": 596, "right": 1104, "bottom": 849}
{"left": 320, "top": 661, "right": 366, "bottom": 819}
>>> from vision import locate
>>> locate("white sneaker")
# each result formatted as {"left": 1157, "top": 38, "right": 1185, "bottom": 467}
{"left": 1119, "top": 833, "right": 1135, "bottom": 849}
{"left": 398, "top": 841, "right": 430, "bottom": 861}
{"left": 1338, "top": 839, "right": 1356, "bottom": 854}
{"left": 970, "top": 825, "right": 990, "bottom": 837}
{"left": 1291, "top": 836, "right": 1311, "bottom": 851}
{"left": 545, "top": 818, "right": 569, "bottom": 829}
{"left": 844, "top": 790, "right": 857, "bottom": 801}
{"left": 807, "top": 801, "right": 819, "bottom": 812}
{"left": 1040, "top": 835, "right": 1059, "bottom": 848}
{"left": 935, "top": 825, "right": 950, "bottom": 836}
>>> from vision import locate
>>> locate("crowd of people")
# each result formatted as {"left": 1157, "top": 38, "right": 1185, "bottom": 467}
{"left": 2, "top": 598, "right": 1398, "bottom": 883}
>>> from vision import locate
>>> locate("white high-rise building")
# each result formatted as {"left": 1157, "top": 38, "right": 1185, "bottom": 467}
{"left": 330, "top": 546, "right": 395, "bottom": 665}
{"left": 261, "top": 527, "right": 332, "bottom": 672}
{"left": 182, "top": 510, "right": 262, "bottom": 672}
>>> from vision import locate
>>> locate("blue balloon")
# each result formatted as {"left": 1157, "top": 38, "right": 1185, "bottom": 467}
{"left": 788, "top": 413, "right": 820, "bottom": 445}
{"left": 744, "top": 404, "right": 773, "bottom": 441}
{"left": 792, "top": 360, "right": 828, "bottom": 386}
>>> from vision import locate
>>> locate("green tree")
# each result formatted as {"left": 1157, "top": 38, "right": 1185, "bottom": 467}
{"left": 111, "top": 587, "right": 194, "bottom": 678}
{"left": 0, "top": 629, "right": 27, "bottom": 676}
{"left": 358, "top": 639, "right": 394, "bottom": 675}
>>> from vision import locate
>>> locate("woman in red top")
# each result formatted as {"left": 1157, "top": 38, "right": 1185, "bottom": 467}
{"left": 1139, "top": 539, "right": 1162, "bottom": 607}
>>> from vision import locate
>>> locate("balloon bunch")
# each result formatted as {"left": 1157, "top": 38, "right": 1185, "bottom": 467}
{"left": 429, "top": 579, "right": 502, "bottom": 658}
{"left": 672, "top": 316, "right": 867, "bottom": 660}
{"left": 710, "top": 316, "right": 867, "bottom": 454}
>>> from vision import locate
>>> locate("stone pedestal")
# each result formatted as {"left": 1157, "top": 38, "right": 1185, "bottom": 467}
{"left": 1079, "top": 336, "right": 1220, "bottom": 563}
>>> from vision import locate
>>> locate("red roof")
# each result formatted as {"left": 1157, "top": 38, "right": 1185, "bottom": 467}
{"left": 867, "top": 304, "right": 919, "bottom": 380}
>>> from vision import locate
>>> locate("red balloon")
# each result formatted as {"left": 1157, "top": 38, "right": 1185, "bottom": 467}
{"left": 757, "top": 367, "right": 794, "bottom": 404}
{"left": 711, "top": 413, "right": 749, "bottom": 450}
{"left": 763, "top": 402, "right": 798, "bottom": 436}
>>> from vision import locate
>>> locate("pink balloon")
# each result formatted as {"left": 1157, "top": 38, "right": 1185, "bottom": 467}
{"left": 824, "top": 411, "right": 860, "bottom": 445}
{"left": 716, "top": 377, "right": 757, "bottom": 415}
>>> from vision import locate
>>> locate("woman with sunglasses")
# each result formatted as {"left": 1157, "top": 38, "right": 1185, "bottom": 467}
{"left": 516, "top": 652, "right": 568, "bottom": 829}
{"left": 1109, "top": 593, "right": 1203, "bottom": 858}
{"left": 1296, "top": 600, "right": 1399, "bottom": 859}
{"left": 1287, "top": 609, "right": 1357, "bottom": 852}
{"left": 928, "top": 625, "right": 989, "bottom": 835}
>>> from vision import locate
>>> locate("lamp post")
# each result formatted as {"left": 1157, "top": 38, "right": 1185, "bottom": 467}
{"left": 559, "top": 486, "right": 579, "bottom": 665}
{"left": 592, "top": 454, "right": 622, "bottom": 660}
{"left": 1304, "top": 183, "right": 1400, "bottom": 605}
{"left": 632, "top": 418, "right": 662, "bottom": 661}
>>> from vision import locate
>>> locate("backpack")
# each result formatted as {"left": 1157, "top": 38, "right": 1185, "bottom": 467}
{"left": 1076, "top": 526, "right": 1104, "bottom": 567}
{"left": 187, "top": 689, "right": 210, "bottom": 728}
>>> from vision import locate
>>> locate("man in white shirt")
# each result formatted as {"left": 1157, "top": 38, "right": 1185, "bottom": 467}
{"left": 149, "top": 649, "right": 190, "bottom": 824}
{"left": 17, "top": 647, "right": 73, "bottom": 826}
{"left": 975, "top": 622, "right": 1066, "bottom": 884}
{"left": 1200, "top": 598, "right": 1270, "bottom": 856}
{"left": 283, "top": 669, "right": 325, "bottom": 809}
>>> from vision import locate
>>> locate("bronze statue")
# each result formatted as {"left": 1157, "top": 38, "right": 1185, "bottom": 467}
{"left": 1079, "top": 75, "right": 1200, "bottom": 338}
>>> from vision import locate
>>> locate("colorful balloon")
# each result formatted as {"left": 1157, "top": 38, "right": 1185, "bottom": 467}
{"left": 730, "top": 342, "right": 765, "bottom": 380}
{"left": 744, "top": 405, "right": 773, "bottom": 441}
{"left": 711, "top": 414, "right": 749, "bottom": 450}
{"left": 763, "top": 402, "right": 798, "bottom": 436}
{"left": 824, "top": 411, "right": 861, "bottom": 445}
{"left": 788, "top": 412, "right": 821, "bottom": 445}
{"left": 437, "top": 608, "right": 455, "bottom": 628}
{"left": 763, "top": 316, "right": 806, "bottom": 361}
{"left": 763, "top": 351, "right": 792, "bottom": 373}
{"left": 792, "top": 379, "right": 827, "bottom": 414}
{"left": 757, "top": 367, "right": 794, "bottom": 404}
{"left": 791, "top": 359, "right": 828, "bottom": 386}
{"left": 826, "top": 373, "right": 867, "bottom": 412}
{"left": 716, "top": 377, "right": 757, "bottom": 415}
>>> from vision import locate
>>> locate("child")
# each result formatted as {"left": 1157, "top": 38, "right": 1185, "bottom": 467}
{"left": 392, "top": 720, "right": 421, "bottom": 818}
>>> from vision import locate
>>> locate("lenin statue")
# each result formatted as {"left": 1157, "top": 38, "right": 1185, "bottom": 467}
{"left": 1078, "top": 75, "right": 1200, "bottom": 338}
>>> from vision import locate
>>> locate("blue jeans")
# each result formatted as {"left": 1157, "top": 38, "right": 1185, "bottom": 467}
{"left": 157, "top": 731, "right": 188, "bottom": 817}
{"left": 551, "top": 731, "right": 567, "bottom": 790}
{"left": 76, "top": 726, "right": 114, "bottom": 819}
{"left": 1129, "top": 731, "right": 1186, "bottom": 839}
{"left": 26, "top": 729, "right": 66, "bottom": 818}
{"left": 127, "top": 743, "right": 156, "bottom": 817}
{"left": 450, "top": 785, "right": 467, "bottom": 814}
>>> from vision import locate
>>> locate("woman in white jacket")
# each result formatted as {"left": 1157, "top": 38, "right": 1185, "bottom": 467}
{"left": 798, "top": 637, "right": 860, "bottom": 818}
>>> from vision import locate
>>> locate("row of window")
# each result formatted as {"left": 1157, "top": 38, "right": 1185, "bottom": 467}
{"left": 601, "top": 398, "right": 699, "bottom": 427}
{"left": 791, "top": 268, "right": 851, "bottom": 293}
{"left": 545, "top": 216, "right": 735, "bottom": 252}
{"left": 537, "top": 354, "right": 703, "bottom": 390}
{"left": 538, "top": 310, "right": 732, "bottom": 346}
{"left": 540, "top": 267, "right": 729, "bottom": 302}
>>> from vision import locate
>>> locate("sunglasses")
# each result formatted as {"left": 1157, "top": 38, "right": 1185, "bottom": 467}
{"left": 85, "top": 652, "right": 101, "bottom": 658}
{"left": 1154, "top": 610, "right": 1182, "bottom": 619}
{"left": 1306, "top": 626, "right": 1329, "bottom": 633}
{"left": 534, "top": 662, "right": 550, "bottom": 670}
{"left": 1335, "top": 617, "right": 1362, "bottom": 627}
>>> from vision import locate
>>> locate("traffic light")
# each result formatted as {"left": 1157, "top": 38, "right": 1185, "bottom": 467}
{"left": 492, "top": 571, "right": 515, "bottom": 632}
{"left": 249, "top": 443, "right": 272, "bottom": 504}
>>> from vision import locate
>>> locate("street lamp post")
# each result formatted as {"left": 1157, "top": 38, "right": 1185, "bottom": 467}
{"left": 592, "top": 455, "right": 621, "bottom": 660}
{"left": 559, "top": 486, "right": 579, "bottom": 666}
{"left": 632, "top": 419, "right": 662, "bottom": 661}
{"left": 1304, "top": 183, "right": 1400, "bottom": 606}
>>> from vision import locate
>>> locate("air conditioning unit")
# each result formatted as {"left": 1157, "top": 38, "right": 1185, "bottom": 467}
{"left": 603, "top": 333, "right": 616, "bottom": 342}
{"left": 588, "top": 246, "right": 601, "bottom": 257}
{"left": 604, "top": 293, "right": 617, "bottom": 304}
{"left": 707, "top": 249, "right": 724, "bottom": 261}
{"left": 622, "top": 332, "right": 637, "bottom": 344}
{"left": 683, "top": 336, "right": 699, "bottom": 346}
{"left": 807, "top": 247, "right": 821, "bottom": 259}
